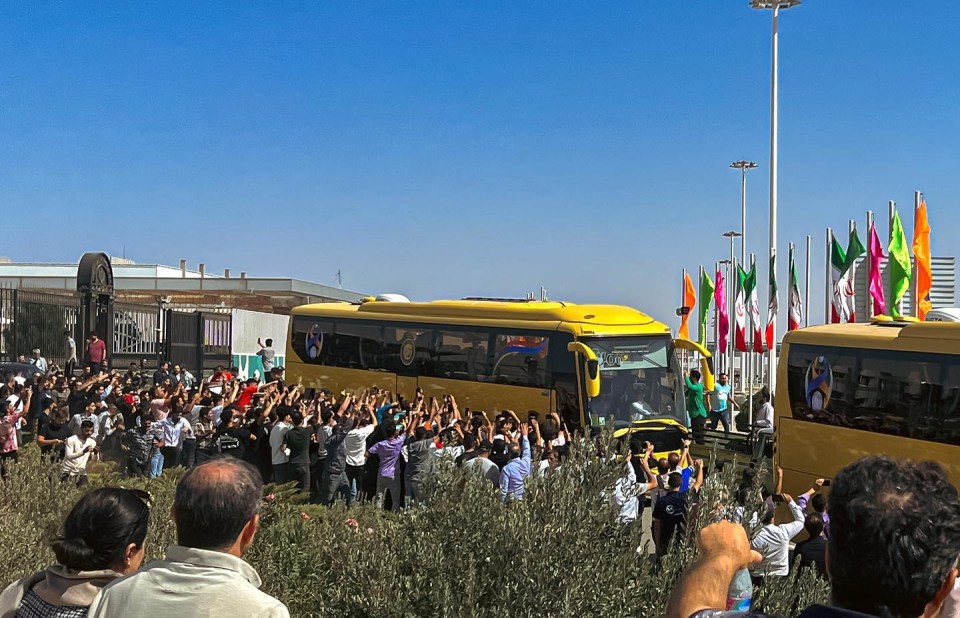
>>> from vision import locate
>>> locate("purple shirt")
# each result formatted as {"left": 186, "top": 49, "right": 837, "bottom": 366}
{"left": 369, "top": 435, "right": 405, "bottom": 478}
{"left": 797, "top": 494, "right": 830, "bottom": 538}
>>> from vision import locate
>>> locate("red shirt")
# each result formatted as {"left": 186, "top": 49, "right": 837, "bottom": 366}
{"left": 237, "top": 386, "right": 257, "bottom": 409}
{"left": 87, "top": 339, "right": 107, "bottom": 363}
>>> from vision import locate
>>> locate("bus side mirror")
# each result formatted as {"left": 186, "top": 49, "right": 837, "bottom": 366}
{"left": 567, "top": 342, "right": 601, "bottom": 399}
{"left": 673, "top": 338, "right": 716, "bottom": 392}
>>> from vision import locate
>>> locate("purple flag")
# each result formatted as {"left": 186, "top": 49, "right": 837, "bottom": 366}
{"left": 868, "top": 221, "right": 887, "bottom": 316}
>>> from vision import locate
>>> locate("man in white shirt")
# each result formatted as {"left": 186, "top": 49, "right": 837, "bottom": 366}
{"left": 29, "top": 349, "right": 48, "bottom": 373}
{"left": 158, "top": 409, "right": 192, "bottom": 470}
{"left": 464, "top": 441, "right": 500, "bottom": 487}
{"left": 64, "top": 330, "right": 78, "bottom": 376}
{"left": 269, "top": 409, "right": 293, "bottom": 484}
{"left": 344, "top": 408, "right": 376, "bottom": 506}
{"left": 88, "top": 459, "right": 289, "bottom": 617}
{"left": 749, "top": 493, "right": 805, "bottom": 578}
{"left": 755, "top": 392, "right": 774, "bottom": 434}
{"left": 62, "top": 420, "right": 98, "bottom": 485}
{"left": 612, "top": 443, "right": 657, "bottom": 527}
{"left": 70, "top": 400, "right": 100, "bottom": 441}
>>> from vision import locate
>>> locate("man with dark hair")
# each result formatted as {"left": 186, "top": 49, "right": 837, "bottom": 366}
{"left": 89, "top": 458, "right": 289, "bottom": 617}
{"left": 153, "top": 361, "right": 171, "bottom": 387}
{"left": 653, "top": 471, "right": 688, "bottom": 557}
{"left": 282, "top": 411, "right": 312, "bottom": 493}
{"left": 797, "top": 478, "right": 830, "bottom": 538}
{"left": 794, "top": 512, "right": 827, "bottom": 578}
{"left": 85, "top": 331, "right": 106, "bottom": 374}
{"left": 749, "top": 493, "right": 804, "bottom": 580}
{"left": 499, "top": 422, "right": 532, "bottom": 501}
{"left": 667, "top": 455, "right": 960, "bottom": 618}
{"left": 257, "top": 337, "right": 275, "bottom": 374}
{"left": 685, "top": 370, "right": 707, "bottom": 444}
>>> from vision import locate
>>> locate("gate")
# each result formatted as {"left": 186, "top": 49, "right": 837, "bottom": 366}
{"left": 0, "top": 288, "right": 80, "bottom": 367}
{"left": 112, "top": 301, "right": 162, "bottom": 370}
{"left": 163, "top": 310, "right": 233, "bottom": 376}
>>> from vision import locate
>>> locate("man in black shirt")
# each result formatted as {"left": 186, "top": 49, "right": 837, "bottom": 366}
{"left": 284, "top": 411, "right": 312, "bottom": 493}
{"left": 217, "top": 408, "right": 254, "bottom": 460}
{"left": 653, "top": 471, "right": 687, "bottom": 557}
{"left": 794, "top": 512, "right": 827, "bottom": 578}
{"left": 456, "top": 433, "right": 479, "bottom": 467}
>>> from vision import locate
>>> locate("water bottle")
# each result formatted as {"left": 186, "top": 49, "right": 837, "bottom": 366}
{"left": 726, "top": 568, "right": 753, "bottom": 610}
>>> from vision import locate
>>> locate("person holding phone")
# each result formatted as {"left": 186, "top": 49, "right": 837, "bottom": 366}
{"left": 797, "top": 478, "right": 831, "bottom": 538}
{"left": 748, "top": 492, "right": 805, "bottom": 582}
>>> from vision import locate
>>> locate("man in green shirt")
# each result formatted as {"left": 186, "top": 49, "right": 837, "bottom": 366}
{"left": 685, "top": 370, "right": 708, "bottom": 444}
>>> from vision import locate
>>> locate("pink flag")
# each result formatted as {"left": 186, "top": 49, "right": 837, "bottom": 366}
{"left": 714, "top": 268, "right": 729, "bottom": 351}
{"left": 868, "top": 221, "right": 887, "bottom": 316}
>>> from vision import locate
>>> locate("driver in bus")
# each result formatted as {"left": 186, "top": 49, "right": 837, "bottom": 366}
{"left": 628, "top": 383, "right": 655, "bottom": 420}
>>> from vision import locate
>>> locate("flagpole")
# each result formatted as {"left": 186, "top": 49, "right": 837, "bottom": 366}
{"left": 804, "top": 234, "right": 811, "bottom": 327}
{"left": 888, "top": 201, "right": 900, "bottom": 316}
{"left": 748, "top": 253, "right": 756, "bottom": 426}
{"left": 848, "top": 219, "right": 856, "bottom": 322}
{"left": 729, "top": 252, "right": 736, "bottom": 384}
{"left": 867, "top": 211, "right": 874, "bottom": 317}
{"left": 699, "top": 265, "right": 705, "bottom": 348}
{"left": 913, "top": 191, "right": 921, "bottom": 318}
{"left": 825, "top": 228, "right": 833, "bottom": 323}
{"left": 714, "top": 261, "right": 721, "bottom": 370}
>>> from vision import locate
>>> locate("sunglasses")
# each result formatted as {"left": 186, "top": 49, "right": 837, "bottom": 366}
{"left": 119, "top": 487, "right": 154, "bottom": 509}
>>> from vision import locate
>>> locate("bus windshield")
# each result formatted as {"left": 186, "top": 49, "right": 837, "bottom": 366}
{"left": 583, "top": 335, "right": 686, "bottom": 428}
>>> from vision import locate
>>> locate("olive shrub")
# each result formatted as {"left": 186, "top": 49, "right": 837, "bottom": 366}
{"left": 0, "top": 440, "right": 827, "bottom": 617}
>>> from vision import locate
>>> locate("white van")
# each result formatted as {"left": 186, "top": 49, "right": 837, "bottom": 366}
{"left": 925, "top": 308, "right": 960, "bottom": 322}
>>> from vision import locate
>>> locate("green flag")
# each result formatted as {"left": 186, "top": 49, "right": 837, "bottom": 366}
{"left": 888, "top": 209, "right": 912, "bottom": 318}
{"left": 697, "top": 269, "right": 715, "bottom": 348}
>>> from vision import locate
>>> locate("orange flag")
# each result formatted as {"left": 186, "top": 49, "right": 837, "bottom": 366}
{"left": 678, "top": 271, "right": 696, "bottom": 340}
{"left": 913, "top": 199, "right": 932, "bottom": 320}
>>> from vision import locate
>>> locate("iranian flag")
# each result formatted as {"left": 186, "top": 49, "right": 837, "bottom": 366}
{"left": 734, "top": 265, "right": 748, "bottom": 352}
{"left": 764, "top": 252, "right": 778, "bottom": 351}
{"left": 745, "top": 263, "right": 763, "bottom": 353}
{"left": 831, "top": 229, "right": 865, "bottom": 323}
{"left": 788, "top": 244, "right": 803, "bottom": 331}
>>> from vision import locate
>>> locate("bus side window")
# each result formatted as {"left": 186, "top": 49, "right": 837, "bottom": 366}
{"left": 382, "top": 327, "right": 437, "bottom": 377}
{"left": 437, "top": 331, "right": 491, "bottom": 381}
{"left": 292, "top": 317, "right": 334, "bottom": 364}
{"left": 492, "top": 334, "right": 550, "bottom": 388}
{"left": 330, "top": 322, "right": 382, "bottom": 370}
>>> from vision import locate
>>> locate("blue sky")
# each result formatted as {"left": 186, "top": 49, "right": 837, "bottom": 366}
{"left": 1, "top": 2, "right": 958, "bottom": 331}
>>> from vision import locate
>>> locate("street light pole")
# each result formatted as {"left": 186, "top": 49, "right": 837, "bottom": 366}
{"left": 751, "top": 0, "right": 799, "bottom": 395}
{"left": 730, "top": 161, "right": 758, "bottom": 274}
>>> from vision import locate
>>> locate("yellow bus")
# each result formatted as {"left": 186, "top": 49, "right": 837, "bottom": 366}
{"left": 285, "top": 297, "right": 713, "bottom": 435}
{"left": 775, "top": 319, "right": 960, "bottom": 494}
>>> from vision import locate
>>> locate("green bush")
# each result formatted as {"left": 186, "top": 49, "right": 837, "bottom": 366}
{"left": 0, "top": 440, "right": 828, "bottom": 617}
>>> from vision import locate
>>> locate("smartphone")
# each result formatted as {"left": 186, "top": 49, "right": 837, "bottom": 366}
{"left": 822, "top": 479, "right": 831, "bottom": 487}
{"left": 303, "top": 387, "right": 316, "bottom": 400}
{"left": 772, "top": 494, "right": 786, "bottom": 504}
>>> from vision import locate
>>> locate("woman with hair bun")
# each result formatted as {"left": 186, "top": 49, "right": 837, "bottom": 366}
{"left": 0, "top": 487, "right": 150, "bottom": 617}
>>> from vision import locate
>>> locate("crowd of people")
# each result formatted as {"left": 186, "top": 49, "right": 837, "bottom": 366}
{"left": 1, "top": 349, "right": 583, "bottom": 511}
{"left": 2, "top": 341, "right": 960, "bottom": 618}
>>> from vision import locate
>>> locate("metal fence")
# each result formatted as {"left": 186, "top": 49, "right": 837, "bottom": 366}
{"left": 112, "top": 301, "right": 162, "bottom": 369}
{"left": 0, "top": 288, "right": 80, "bottom": 367}
{"left": 0, "top": 287, "right": 234, "bottom": 376}
{"left": 163, "top": 310, "right": 232, "bottom": 376}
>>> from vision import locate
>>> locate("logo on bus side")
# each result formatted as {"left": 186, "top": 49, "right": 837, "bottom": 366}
{"left": 805, "top": 355, "right": 832, "bottom": 412}
{"left": 400, "top": 338, "right": 416, "bottom": 366}
{"left": 305, "top": 325, "right": 323, "bottom": 360}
